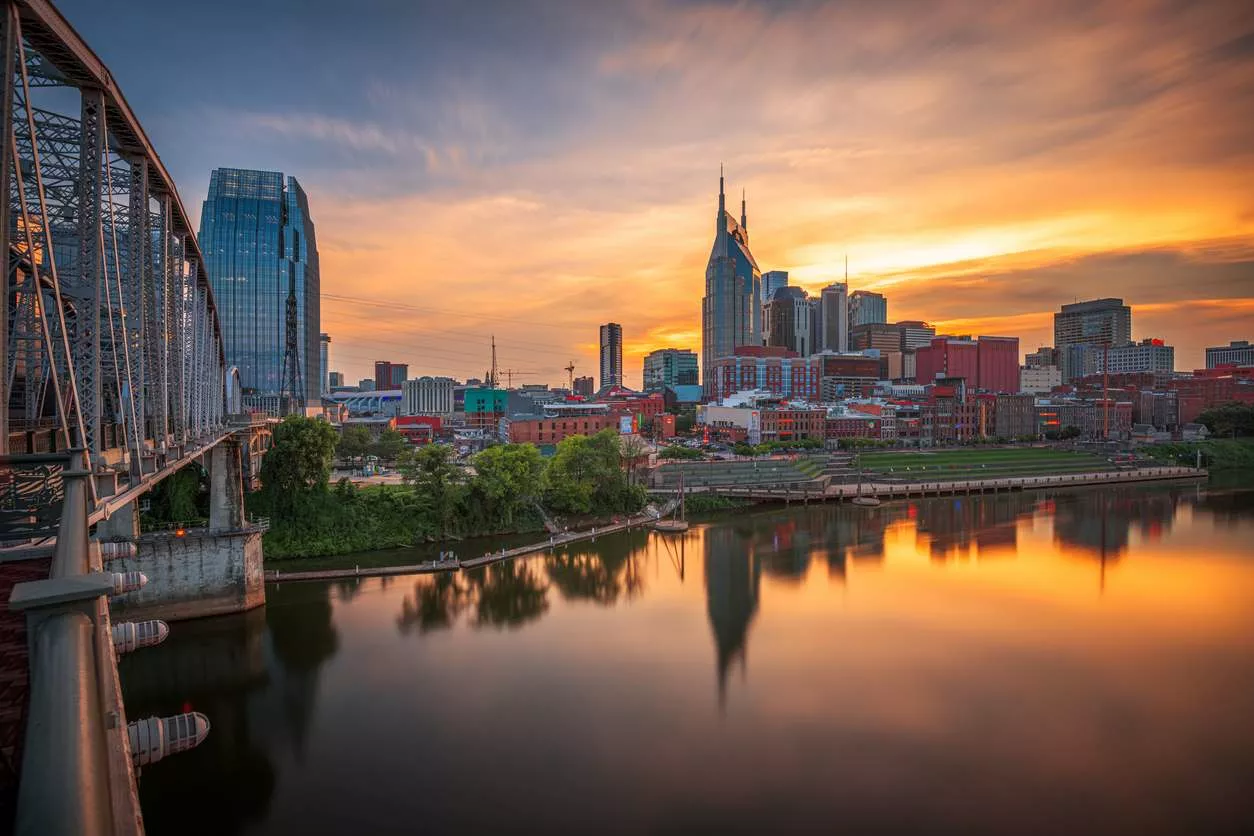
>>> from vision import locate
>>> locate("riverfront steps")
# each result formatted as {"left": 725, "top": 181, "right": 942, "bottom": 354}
{"left": 703, "top": 465, "right": 1205, "bottom": 503}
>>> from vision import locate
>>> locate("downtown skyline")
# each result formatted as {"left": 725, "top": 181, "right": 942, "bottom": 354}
{"left": 54, "top": 0, "right": 1254, "bottom": 387}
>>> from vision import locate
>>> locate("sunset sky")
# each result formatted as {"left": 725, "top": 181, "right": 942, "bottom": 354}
{"left": 62, "top": 0, "right": 1254, "bottom": 388}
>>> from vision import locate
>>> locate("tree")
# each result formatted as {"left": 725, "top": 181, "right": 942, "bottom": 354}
{"left": 260, "top": 416, "right": 339, "bottom": 510}
{"left": 370, "top": 428, "right": 407, "bottom": 461}
{"left": 399, "top": 444, "right": 464, "bottom": 536}
{"left": 544, "top": 429, "right": 645, "bottom": 515}
{"left": 1196, "top": 402, "right": 1254, "bottom": 438}
{"left": 1059, "top": 426, "right": 1082, "bottom": 439}
{"left": 469, "top": 443, "right": 544, "bottom": 528}
{"left": 336, "top": 425, "right": 371, "bottom": 460}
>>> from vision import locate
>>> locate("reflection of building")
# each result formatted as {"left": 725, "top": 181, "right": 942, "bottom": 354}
{"left": 704, "top": 526, "right": 759, "bottom": 705}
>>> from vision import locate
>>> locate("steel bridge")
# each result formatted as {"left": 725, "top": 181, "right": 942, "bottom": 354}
{"left": 0, "top": 1, "right": 260, "bottom": 833}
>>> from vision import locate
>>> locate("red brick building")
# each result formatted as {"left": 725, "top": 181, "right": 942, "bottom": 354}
{"left": 395, "top": 415, "right": 441, "bottom": 444}
{"left": 916, "top": 336, "right": 1019, "bottom": 393}
{"left": 506, "top": 413, "right": 618, "bottom": 445}
{"left": 760, "top": 407, "right": 826, "bottom": 442}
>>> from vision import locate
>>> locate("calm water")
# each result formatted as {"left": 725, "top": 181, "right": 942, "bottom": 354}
{"left": 120, "top": 482, "right": 1254, "bottom": 836}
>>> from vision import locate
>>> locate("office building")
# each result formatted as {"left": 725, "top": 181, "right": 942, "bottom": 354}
{"left": 374, "top": 361, "right": 408, "bottom": 391}
{"left": 1102, "top": 339, "right": 1174, "bottom": 375}
{"left": 358, "top": 378, "right": 375, "bottom": 392}
{"left": 599, "top": 322, "right": 623, "bottom": 390}
{"left": 896, "top": 320, "right": 936, "bottom": 351}
{"left": 328, "top": 371, "right": 344, "bottom": 389}
{"left": 1053, "top": 298, "right": 1132, "bottom": 381}
{"left": 200, "top": 168, "right": 320, "bottom": 408}
{"left": 850, "top": 323, "right": 901, "bottom": 353}
{"left": 1020, "top": 365, "right": 1062, "bottom": 394}
{"left": 849, "top": 290, "right": 888, "bottom": 328}
{"left": 765, "top": 287, "right": 815, "bottom": 356}
{"left": 403, "top": 375, "right": 455, "bottom": 417}
{"left": 573, "top": 376, "right": 595, "bottom": 398}
{"left": 762, "top": 270, "right": 789, "bottom": 300}
{"left": 1025, "top": 346, "right": 1058, "bottom": 368}
{"left": 1205, "top": 340, "right": 1253, "bottom": 368}
{"left": 643, "top": 348, "right": 699, "bottom": 391}
{"left": 818, "top": 283, "right": 849, "bottom": 353}
{"left": 702, "top": 171, "right": 762, "bottom": 393}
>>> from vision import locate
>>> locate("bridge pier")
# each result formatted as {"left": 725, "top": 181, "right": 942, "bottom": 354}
{"left": 97, "top": 500, "right": 140, "bottom": 541}
{"left": 107, "top": 438, "right": 264, "bottom": 622}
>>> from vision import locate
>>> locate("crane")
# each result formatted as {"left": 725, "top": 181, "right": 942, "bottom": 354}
{"left": 564, "top": 360, "right": 576, "bottom": 390}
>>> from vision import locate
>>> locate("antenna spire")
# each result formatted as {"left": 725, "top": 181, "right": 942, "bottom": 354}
{"left": 718, "top": 164, "right": 725, "bottom": 216}
{"left": 740, "top": 187, "right": 747, "bottom": 231}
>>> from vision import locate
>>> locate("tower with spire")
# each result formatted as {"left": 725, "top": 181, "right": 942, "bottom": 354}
{"left": 701, "top": 168, "right": 762, "bottom": 395}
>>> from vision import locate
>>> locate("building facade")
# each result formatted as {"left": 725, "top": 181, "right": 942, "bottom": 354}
{"left": 896, "top": 321, "right": 936, "bottom": 351}
{"left": 1205, "top": 340, "right": 1253, "bottom": 368}
{"left": 762, "top": 270, "right": 789, "bottom": 300}
{"left": 1102, "top": 339, "right": 1174, "bottom": 375}
{"left": 403, "top": 376, "right": 455, "bottom": 417}
{"left": 1053, "top": 298, "right": 1132, "bottom": 382}
{"left": 319, "top": 334, "right": 331, "bottom": 395}
{"left": 765, "top": 286, "right": 815, "bottom": 356}
{"left": 1020, "top": 365, "right": 1062, "bottom": 394}
{"left": 200, "top": 168, "right": 320, "bottom": 408}
{"left": 600, "top": 322, "right": 623, "bottom": 390}
{"left": 374, "top": 361, "right": 408, "bottom": 391}
{"left": 916, "top": 336, "right": 1019, "bottom": 392}
{"left": 573, "top": 376, "right": 595, "bottom": 398}
{"left": 643, "top": 348, "right": 699, "bottom": 391}
{"left": 818, "top": 283, "right": 849, "bottom": 353}
{"left": 702, "top": 172, "right": 762, "bottom": 393}
{"left": 848, "top": 290, "right": 887, "bottom": 328}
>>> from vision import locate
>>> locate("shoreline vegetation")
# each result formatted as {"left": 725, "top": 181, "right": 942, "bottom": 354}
{"left": 191, "top": 415, "right": 1253, "bottom": 566}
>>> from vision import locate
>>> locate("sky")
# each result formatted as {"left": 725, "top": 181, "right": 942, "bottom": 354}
{"left": 58, "top": 0, "right": 1254, "bottom": 388}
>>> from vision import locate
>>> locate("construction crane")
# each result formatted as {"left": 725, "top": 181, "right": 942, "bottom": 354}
{"left": 564, "top": 360, "right": 576, "bottom": 390}
{"left": 499, "top": 369, "right": 538, "bottom": 389}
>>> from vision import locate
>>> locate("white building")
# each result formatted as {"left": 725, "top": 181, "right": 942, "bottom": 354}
{"left": 1204, "top": 340, "right": 1253, "bottom": 369}
{"left": 403, "top": 375, "right": 455, "bottom": 417}
{"left": 1101, "top": 339, "right": 1174, "bottom": 375}
{"left": 1020, "top": 365, "right": 1062, "bottom": 394}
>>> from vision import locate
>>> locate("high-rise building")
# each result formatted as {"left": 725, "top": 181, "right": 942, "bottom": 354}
{"left": 896, "top": 321, "right": 936, "bottom": 351}
{"left": 319, "top": 333, "right": 331, "bottom": 395}
{"left": 762, "top": 270, "right": 789, "bottom": 300}
{"left": 849, "top": 290, "right": 888, "bottom": 328}
{"left": 975, "top": 336, "right": 1020, "bottom": 394}
{"left": 765, "top": 287, "right": 815, "bottom": 356}
{"left": 599, "top": 322, "right": 623, "bottom": 390}
{"left": 200, "top": 168, "right": 320, "bottom": 408}
{"left": 702, "top": 171, "right": 762, "bottom": 394}
{"left": 916, "top": 336, "right": 1019, "bottom": 392}
{"left": 818, "top": 283, "right": 849, "bottom": 353}
{"left": 1025, "top": 346, "right": 1058, "bottom": 368}
{"left": 403, "top": 376, "right": 455, "bottom": 417}
{"left": 1205, "top": 340, "right": 1253, "bottom": 368}
{"left": 573, "top": 376, "right": 595, "bottom": 398}
{"left": 1053, "top": 298, "right": 1132, "bottom": 382}
{"left": 328, "top": 371, "right": 345, "bottom": 389}
{"left": 643, "top": 348, "right": 699, "bottom": 391}
{"left": 374, "top": 361, "right": 409, "bottom": 391}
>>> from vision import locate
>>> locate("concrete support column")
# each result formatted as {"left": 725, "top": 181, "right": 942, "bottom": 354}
{"left": 97, "top": 499, "right": 140, "bottom": 541}
{"left": 208, "top": 439, "right": 244, "bottom": 533}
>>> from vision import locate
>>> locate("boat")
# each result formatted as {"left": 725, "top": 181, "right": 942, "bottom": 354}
{"left": 851, "top": 454, "right": 882, "bottom": 507}
{"left": 653, "top": 471, "right": 690, "bottom": 532}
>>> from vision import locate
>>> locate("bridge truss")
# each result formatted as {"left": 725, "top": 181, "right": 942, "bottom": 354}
{"left": 1, "top": 0, "right": 231, "bottom": 504}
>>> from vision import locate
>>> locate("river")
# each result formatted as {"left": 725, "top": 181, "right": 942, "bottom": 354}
{"left": 120, "top": 480, "right": 1254, "bottom": 835}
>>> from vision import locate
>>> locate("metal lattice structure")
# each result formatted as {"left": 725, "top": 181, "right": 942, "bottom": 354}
{"left": 1, "top": 0, "right": 229, "bottom": 501}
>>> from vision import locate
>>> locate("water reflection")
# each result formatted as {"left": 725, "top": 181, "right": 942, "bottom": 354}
{"left": 121, "top": 480, "right": 1254, "bottom": 836}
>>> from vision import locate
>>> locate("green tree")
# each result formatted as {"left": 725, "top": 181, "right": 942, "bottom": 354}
{"left": 399, "top": 444, "right": 464, "bottom": 536}
{"left": 336, "top": 425, "right": 372, "bottom": 460}
{"left": 370, "top": 427, "right": 407, "bottom": 461}
{"left": 260, "top": 416, "right": 339, "bottom": 511}
{"left": 544, "top": 429, "right": 645, "bottom": 515}
{"left": 1196, "top": 402, "right": 1254, "bottom": 438}
{"left": 1059, "top": 426, "right": 1082, "bottom": 439}
{"left": 469, "top": 443, "right": 544, "bottom": 528}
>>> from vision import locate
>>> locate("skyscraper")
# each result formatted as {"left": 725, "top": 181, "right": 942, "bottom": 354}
{"left": 818, "top": 283, "right": 849, "bottom": 353}
{"left": 600, "top": 322, "right": 623, "bottom": 390}
{"left": 762, "top": 270, "right": 789, "bottom": 300}
{"left": 319, "top": 333, "right": 331, "bottom": 396}
{"left": 848, "top": 290, "right": 888, "bottom": 328}
{"left": 765, "top": 287, "right": 815, "bottom": 356}
{"left": 1053, "top": 298, "right": 1132, "bottom": 381}
{"left": 643, "top": 348, "right": 699, "bottom": 391}
{"left": 200, "top": 168, "right": 320, "bottom": 409}
{"left": 702, "top": 171, "right": 762, "bottom": 394}
{"left": 374, "top": 361, "right": 409, "bottom": 391}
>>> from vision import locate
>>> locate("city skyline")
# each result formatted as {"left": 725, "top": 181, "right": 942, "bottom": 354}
{"left": 57, "top": 0, "right": 1254, "bottom": 387}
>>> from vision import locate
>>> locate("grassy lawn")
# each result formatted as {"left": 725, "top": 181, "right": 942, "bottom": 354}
{"left": 855, "top": 448, "right": 1113, "bottom": 479}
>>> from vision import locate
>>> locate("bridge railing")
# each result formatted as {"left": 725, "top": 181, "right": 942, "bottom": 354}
{"left": 0, "top": 453, "right": 67, "bottom": 542}
{"left": 7, "top": 450, "right": 142, "bottom": 836}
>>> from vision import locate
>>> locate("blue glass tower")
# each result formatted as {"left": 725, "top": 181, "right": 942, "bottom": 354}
{"left": 199, "top": 168, "right": 321, "bottom": 409}
{"left": 701, "top": 171, "right": 762, "bottom": 393}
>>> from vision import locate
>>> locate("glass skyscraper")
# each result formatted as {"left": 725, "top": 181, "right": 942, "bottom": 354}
{"left": 701, "top": 171, "right": 761, "bottom": 394}
{"left": 199, "top": 168, "right": 321, "bottom": 409}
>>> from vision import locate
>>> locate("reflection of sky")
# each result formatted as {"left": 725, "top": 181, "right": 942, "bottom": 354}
{"left": 128, "top": 485, "right": 1254, "bottom": 835}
